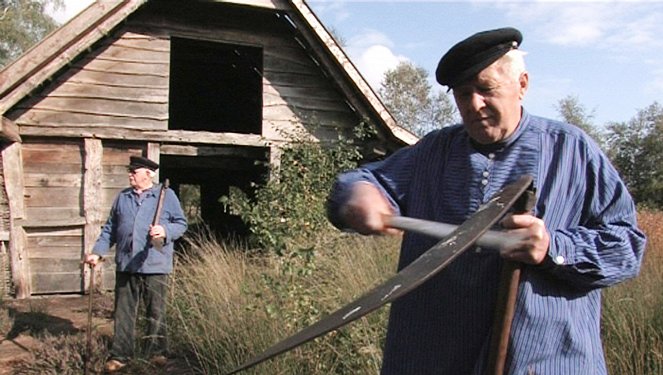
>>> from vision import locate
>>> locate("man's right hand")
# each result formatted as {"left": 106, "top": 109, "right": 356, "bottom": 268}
{"left": 340, "top": 182, "right": 401, "bottom": 236}
{"left": 84, "top": 254, "right": 101, "bottom": 267}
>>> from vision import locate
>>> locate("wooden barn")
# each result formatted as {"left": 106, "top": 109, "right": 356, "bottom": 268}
{"left": 0, "top": 0, "right": 416, "bottom": 299}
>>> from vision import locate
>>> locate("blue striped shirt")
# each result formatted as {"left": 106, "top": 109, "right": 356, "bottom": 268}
{"left": 327, "top": 110, "right": 646, "bottom": 374}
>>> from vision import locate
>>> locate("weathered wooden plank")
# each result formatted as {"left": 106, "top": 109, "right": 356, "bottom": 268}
{"left": 263, "top": 91, "right": 351, "bottom": 112}
{"left": 18, "top": 217, "right": 86, "bottom": 228}
{"left": 25, "top": 207, "right": 83, "bottom": 222}
{"left": 264, "top": 83, "right": 340, "bottom": 101}
{"left": 28, "top": 246, "right": 82, "bottom": 259}
{"left": 17, "top": 97, "right": 169, "bottom": 119}
{"left": 102, "top": 173, "right": 129, "bottom": 189}
{"left": 22, "top": 142, "right": 83, "bottom": 164}
{"left": 83, "top": 138, "right": 104, "bottom": 290}
{"left": 102, "top": 145, "right": 144, "bottom": 165}
{"left": 28, "top": 234, "right": 83, "bottom": 248}
{"left": 160, "top": 144, "right": 267, "bottom": 158}
{"left": 16, "top": 112, "right": 168, "bottom": 131}
{"left": 262, "top": 105, "right": 356, "bottom": 126}
{"left": 19, "top": 127, "right": 269, "bottom": 147}
{"left": 0, "top": 145, "right": 27, "bottom": 299}
{"left": 76, "top": 57, "right": 169, "bottom": 77}
{"left": 147, "top": 142, "right": 160, "bottom": 181}
{"left": 24, "top": 187, "right": 81, "bottom": 208}
{"left": 3, "top": 143, "right": 26, "bottom": 219}
{"left": 31, "top": 272, "right": 81, "bottom": 294}
{"left": 24, "top": 174, "right": 83, "bottom": 188}
{"left": 39, "top": 81, "right": 168, "bottom": 103}
{"left": 30, "top": 258, "right": 82, "bottom": 273}
{"left": 53, "top": 67, "right": 169, "bottom": 89}
{"left": 22, "top": 162, "right": 82, "bottom": 174}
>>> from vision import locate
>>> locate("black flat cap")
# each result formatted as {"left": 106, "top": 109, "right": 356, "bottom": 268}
{"left": 436, "top": 27, "right": 522, "bottom": 88}
{"left": 129, "top": 156, "right": 159, "bottom": 171}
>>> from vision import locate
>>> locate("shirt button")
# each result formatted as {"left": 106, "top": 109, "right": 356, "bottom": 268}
{"left": 481, "top": 179, "right": 488, "bottom": 185}
{"left": 554, "top": 255, "right": 565, "bottom": 265}
{"left": 488, "top": 153, "right": 496, "bottom": 159}
{"left": 482, "top": 171, "right": 489, "bottom": 177}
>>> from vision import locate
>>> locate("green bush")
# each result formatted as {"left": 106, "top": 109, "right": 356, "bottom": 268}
{"left": 220, "top": 124, "right": 371, "bottom": 255}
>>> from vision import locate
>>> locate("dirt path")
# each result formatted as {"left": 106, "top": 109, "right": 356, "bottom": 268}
{"left": 0, "top": 294, "right": 196, "bottom": 374}
{"left": 0, "top": 294, "right": 114, "bottom": 374}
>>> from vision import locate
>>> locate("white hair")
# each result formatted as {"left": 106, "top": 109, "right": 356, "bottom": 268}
{"left": 498, "top": 49, "right": 527, "bottom": 81}
{"left": 147, "top": 169, "right": 157, "bottom": 178}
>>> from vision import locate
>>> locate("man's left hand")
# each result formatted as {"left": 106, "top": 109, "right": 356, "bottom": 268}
{"left": 499, "top": 214, "right": 549, "bottom": 265}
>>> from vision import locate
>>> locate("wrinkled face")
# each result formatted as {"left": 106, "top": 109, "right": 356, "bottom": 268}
{"left": 128, "top": 167, "right": 154, "bottom": 191}
{"left": 452, "top": 61, "right": 528, "bottom": 145}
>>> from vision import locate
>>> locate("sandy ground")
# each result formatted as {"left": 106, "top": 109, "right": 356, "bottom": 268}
{"left": 0, "top": 294, "right": 114, "bottom": 374}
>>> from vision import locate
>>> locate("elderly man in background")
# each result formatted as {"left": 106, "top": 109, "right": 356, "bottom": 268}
{"left": 84, "top": 156, "right": 187, "bottom": 373}
{"left": 327, "top": 27, "right": 646, "bottom": 374}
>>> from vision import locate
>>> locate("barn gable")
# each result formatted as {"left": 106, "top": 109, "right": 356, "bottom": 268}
{"left": 0, "top": 0, "right": 416, "bottom": 298}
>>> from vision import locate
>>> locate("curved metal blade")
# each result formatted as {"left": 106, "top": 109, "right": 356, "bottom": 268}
{"left": 226, "top": 175, "right": 534, "bottom": 375}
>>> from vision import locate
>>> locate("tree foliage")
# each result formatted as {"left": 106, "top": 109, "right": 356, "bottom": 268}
{"left": 605, "top": 102, "right": 663, "bottom": 208}
{"left": 378, "top": 61, "right": 457, "bottom": 137}
{"left": 555, "top": 95, "right": 603, "bottom": 146}
{"left": 220, "top": 125, "right": 371, "bottom": 254}
{"left": 0, "top": 0, "right": 62, "bottom": 68}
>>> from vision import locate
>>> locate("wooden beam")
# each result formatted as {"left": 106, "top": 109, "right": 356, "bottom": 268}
{"left": 83, "top": 138, "right": 103, "bottom": 292}
{"left": 160, "top": 144, "right": 268, "bottom": 158}
{"left": 2, "top": 143, "right": 31, "bottom": 298}
{"left": 147, "top": 142, "right": 160, "bottom": 181}
{"left": 18, "top": 127, "right": 269, "bottom": 147}
{"left": 0, "top": 117, "right": 21, "bottom": 143}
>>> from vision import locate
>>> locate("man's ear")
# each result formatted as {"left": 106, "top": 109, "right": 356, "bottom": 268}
{"left": 518, "top": 71, "right": 529, "bottom": 100}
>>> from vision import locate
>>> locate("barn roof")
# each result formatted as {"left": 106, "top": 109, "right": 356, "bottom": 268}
{"left": 0, "top": 0, "right": 417, "bottom": 146}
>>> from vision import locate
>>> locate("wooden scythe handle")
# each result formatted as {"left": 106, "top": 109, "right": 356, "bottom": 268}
{"left": 151, "top": 179, "right": 170, "bottom": 249}
{"left": 486, "top": 187, "right": 536, "bottom": 375}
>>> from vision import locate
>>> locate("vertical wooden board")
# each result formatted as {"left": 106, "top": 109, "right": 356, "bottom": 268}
{"left": 3, "top": 143, "right": 25, "bottom": 219}
{"left": 84, "top": 139, "right": 103, "bottom": 291}
{"left": 2, "top": 143, "right": 30, "bottom": 297}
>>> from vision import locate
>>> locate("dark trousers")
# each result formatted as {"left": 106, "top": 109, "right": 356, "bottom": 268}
{"left": 110, "top": 272, "right": 169, "bottom": 361}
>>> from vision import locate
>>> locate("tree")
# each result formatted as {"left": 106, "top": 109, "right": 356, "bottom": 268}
{"left": 605, "top": 102, "right": 663, "bottom": 208}
{"left": 555, "top": 95, "right": 603, "bottom": 146}
{"left": 0, "top": 0, "right": 62, "bottom": 68}
{"left": 378, "top": 61, "right": 457, "bottom": 137}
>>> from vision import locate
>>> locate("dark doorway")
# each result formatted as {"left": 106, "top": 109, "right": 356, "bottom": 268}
{"left": 169, "top": 37, "right": 263, "bottom": 134}
{"left": 159, "top": 149, "right": 268, "bottom": 238}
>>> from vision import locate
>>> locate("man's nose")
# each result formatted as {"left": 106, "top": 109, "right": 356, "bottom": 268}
{"left": 469, "top": 92, "right": 485, "bottom": 110}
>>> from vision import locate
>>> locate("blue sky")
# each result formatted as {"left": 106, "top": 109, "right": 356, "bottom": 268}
{"left": 308, "top": 1, "right": 663, "bottom": 127}
{"left": 52, "top": 1, "right": 663, "bottom": 126}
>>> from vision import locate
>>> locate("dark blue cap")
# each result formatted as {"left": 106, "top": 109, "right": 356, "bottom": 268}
{"left": 436, "top": 27, "right": 522, "bottom": 88}
{"left": 129, "top": 156, "right": 159, "bottom": 171}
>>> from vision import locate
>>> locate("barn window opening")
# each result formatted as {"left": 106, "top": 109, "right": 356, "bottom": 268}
{"left": 169, "top": 37, "right": 263, "bottom": 134}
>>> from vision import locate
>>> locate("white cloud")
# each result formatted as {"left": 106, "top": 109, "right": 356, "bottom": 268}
{"left": 46, "top": 0, "right": 94, "bottom": 24}
{"left": 493, "top": 2, "right": 663, "bottom": 51}
{"left": 345, "top": 30, "right": 410, "bottom": 89}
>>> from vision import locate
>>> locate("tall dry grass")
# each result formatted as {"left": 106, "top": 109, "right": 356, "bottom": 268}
{"left": 602, "top": 209, "right": 663, "bottom": 374}
{"left": 169, "top": 231, "right": 399, "bottom": 374}
{"left": 169, "top": 210, "right": 662, "bottom": 374}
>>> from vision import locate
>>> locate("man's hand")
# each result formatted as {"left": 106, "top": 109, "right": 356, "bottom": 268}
{"left": 150, "top": 224, "right": 166, "bottom": 240}
{"left": 84, "top": 254, "right": 101, "bottom": 267}
{"left": 341, "top": 182, "right": 401, "bottom": 236}
{"left": 499, "top": 214, "right": 550, "bottom": 265}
